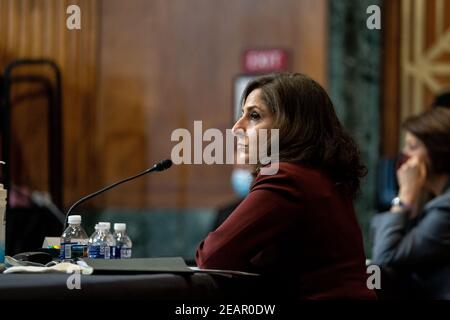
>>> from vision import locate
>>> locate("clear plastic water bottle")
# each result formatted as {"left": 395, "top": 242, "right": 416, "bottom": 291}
{"left": 114, "top": 223, "right": 132, "bottom": 259}
{"left": 99, "top": 222, "right": 117, "bottom": 259}
{"left": 88, "top": 224, "right": 99, "bottom": 248}
{"left": 88, "top": 224, "right": 113, "bottom": 259}
{"left": 60, "top": 215, "right": 88, "bottom": 261}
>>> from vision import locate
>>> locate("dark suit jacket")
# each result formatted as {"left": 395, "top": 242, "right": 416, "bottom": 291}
{"left": 371, "top": 181, "right": 450, "bottom": 299}
{"left": 196, "top": 162, "right": 376, "bottom": 300}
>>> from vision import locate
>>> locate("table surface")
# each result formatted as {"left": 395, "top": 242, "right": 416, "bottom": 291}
{"left": 0, "top": 272, "right": 223, "bottom": 300}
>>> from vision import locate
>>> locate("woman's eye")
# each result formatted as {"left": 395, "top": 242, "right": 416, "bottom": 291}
{"left": 249, "top": 111, "right": 261, "bottom": 120}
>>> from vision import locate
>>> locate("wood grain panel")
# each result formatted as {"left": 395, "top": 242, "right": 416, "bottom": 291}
{"left": 1, "top": 0, "right": 328, "bottom": 209}
{"left": 382, "top": 0, "right": 401, "bottom": 156}
{"left": 0, "top": 0, "right": 100, "bottom": 210}
{"left": 96, "top": 0, "right": 328, "bottom": 208}
{"left": 383, "top": 0, "right": 450, "bottom": 155}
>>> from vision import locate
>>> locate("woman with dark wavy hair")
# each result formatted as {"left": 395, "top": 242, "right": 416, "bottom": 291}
{"left": 195, "top": 73, "right": 376, "bottom": 300}
{"left": 371, "top": 107, "right": 450, "bottom": 299}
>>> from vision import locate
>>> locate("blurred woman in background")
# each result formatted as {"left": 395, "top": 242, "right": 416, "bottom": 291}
{"left": 371, "top": 107, "right": 450, "bottom": 299}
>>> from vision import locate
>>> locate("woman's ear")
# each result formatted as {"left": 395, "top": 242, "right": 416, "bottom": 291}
{"left": 419, "top": 154, "right": 432, "bottom": 178}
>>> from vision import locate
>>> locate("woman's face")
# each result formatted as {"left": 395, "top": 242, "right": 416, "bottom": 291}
{"left": 232, "top": 89, "right": 274, "bottom": 163}
{"left": 403, "top": 131, "right": 430, "bottom": 167}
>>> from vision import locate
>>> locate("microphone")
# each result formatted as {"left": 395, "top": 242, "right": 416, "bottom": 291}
{"left": 63, "top": 159, "right": 172, "bottom": 232}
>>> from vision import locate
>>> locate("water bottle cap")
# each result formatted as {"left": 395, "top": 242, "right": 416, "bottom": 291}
{"left": 98, "top": 222, "right": 111, "bottom": 230}
{"left": 68, "top": 215, "right": 82, "bottom": 224}
{"left": 114, "top": 223, "right": 126, "bottom": 231}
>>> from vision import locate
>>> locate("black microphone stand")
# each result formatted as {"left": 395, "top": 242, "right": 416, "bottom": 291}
{"left": 63, "top": 159, "right": 172, "bottom": 232}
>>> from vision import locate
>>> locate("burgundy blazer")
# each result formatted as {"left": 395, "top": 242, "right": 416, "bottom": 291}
{"left": 196, "top": 162, "right": 376, "bottom": 300}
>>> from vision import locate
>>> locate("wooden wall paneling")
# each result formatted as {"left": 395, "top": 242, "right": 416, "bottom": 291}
{"left": 0, "top": 0, "right": 100, "bottom": 210}
{"left": 400, "top": 0, "right": 450, "bottom": 120}
{"left": 97, "top": 0, "right": 328, "bottom": 208}
{"left": 383, "top": 0, "right": 450, "bottom": 155}
{"left": 1, "top": 0, "right": 327, "bottom": 210}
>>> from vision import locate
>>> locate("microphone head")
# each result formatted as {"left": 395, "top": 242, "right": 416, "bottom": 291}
{"left": 154, "top": 159, "right": 173, "bottom": 171}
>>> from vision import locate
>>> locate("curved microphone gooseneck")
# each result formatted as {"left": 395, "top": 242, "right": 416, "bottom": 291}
{"left": 63, "top": 159, "right": 173, "bottom": 232}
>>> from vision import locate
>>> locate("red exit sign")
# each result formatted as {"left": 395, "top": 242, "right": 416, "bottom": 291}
{"left": 243, "top": 49, "right": 289, "bottom": 73}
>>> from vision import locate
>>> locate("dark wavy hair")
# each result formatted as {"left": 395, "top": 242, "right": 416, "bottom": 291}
{"left": 403, "top": 107, "right": 450, "bottom": 174}
{"left": 242, "top": 73, "right": 367, "bottom": 198}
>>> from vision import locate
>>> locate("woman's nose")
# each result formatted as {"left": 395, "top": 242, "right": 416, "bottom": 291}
{"left": 232, "top": 116, "right": 247, "bottom": 137}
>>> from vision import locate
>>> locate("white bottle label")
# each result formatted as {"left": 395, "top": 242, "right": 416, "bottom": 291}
{"left": 61, "top": 239, "right": 88, "bottom": 259}
{"left": 120, "top": 247, "right": 132, "bottom": 259}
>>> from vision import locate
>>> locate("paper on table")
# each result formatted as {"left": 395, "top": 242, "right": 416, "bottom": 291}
{"left": 3, "top": 261, "right": 93, "bottom": 275}
{"left": 80, "top": 258, "right": 259, "bottom": 277}
{"left": 189, "top": 266, "right": 259, "bottom": 277}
